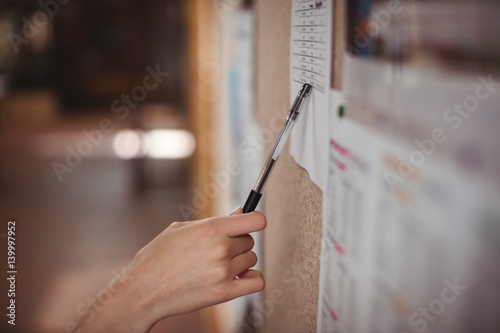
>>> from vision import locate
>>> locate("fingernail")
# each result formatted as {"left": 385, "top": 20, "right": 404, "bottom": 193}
{"left": 229, "top": 207, "right": 243, "bottom": 215}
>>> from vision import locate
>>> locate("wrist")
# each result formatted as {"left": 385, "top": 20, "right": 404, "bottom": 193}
{"left": 76, "top": 265, "right": 158, "bottom": 333}
{"left": 107, "top": 265, "right": 159, "bottom": 332}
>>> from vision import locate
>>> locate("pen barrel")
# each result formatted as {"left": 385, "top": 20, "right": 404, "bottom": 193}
{"left": 242, "top": 84, "right": 312, "bottom": 214}
{"left": 242, "top": 190, "right": 262, "bottom": 213}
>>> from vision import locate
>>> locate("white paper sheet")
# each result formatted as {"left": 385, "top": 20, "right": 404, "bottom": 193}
{"left": 289, "top": 0, "right": 333, "bottom": 190}
{"left": 317, "top": 114, "right": 500, "bottom": 333}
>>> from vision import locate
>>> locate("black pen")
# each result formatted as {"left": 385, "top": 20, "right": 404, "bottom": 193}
{"left": 242, "top": 83, "right": 313, "bottom": 213}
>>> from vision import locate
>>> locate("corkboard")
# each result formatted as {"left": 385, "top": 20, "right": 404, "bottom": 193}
{"left": 255, "top": 0, "right": 324, "bottom": 332}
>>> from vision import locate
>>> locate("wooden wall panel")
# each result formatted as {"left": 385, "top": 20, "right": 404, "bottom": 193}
{"left": 187, "top": 0, "right": 216, "bottom": 220}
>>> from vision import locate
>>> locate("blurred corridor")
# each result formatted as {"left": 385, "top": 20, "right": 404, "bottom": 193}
{"left": 0, "top": 114, "right": 200, "bottom": 332}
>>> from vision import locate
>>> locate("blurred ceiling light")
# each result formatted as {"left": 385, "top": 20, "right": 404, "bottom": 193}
{"left": 112, "top": 130, "right": 143, "bottom": 159}
{"left": 112, "top": 129, "right": 196, "bottom": 160}
{"left": 144, "top": 129, "right": 196, "bottom": 159}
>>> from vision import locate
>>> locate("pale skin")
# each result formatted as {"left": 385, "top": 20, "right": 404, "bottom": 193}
{"left": 75, "top": 208, "right": 267, "bottom": 333}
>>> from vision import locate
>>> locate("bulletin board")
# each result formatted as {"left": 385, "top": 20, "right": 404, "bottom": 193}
{"left": 255, "top": 1, "right": 500, "bottom": 332}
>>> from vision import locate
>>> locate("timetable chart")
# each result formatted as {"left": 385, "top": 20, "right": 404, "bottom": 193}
{"left": 289, "top": 0, "right": 332, "bottom": 191}
{"left": 291, "top": 0, "right": 330, "bottom": 93}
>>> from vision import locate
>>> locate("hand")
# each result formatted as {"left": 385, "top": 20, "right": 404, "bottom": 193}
{"left": 75, "top": 208, "right": 267, "bottom": 333}
{"left": 129, "top": 208, "right": 267, "bottom": 322}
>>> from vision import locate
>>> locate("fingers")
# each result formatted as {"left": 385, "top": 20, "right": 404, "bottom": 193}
{"left": 230, "top": 251, "right": 258, "bottom": 277}
{"left": 218, "top": 211, "right": 267, "bottom": 237}
{"left": 230, "top": 269, "right": 265, "bottom": 297}
{"left": 227, "top": 234, "right": 255, "bottom": 258}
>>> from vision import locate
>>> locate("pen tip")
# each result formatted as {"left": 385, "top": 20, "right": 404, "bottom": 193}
{"left": 302, "top": 83, "right": 313, "bottom": 96}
